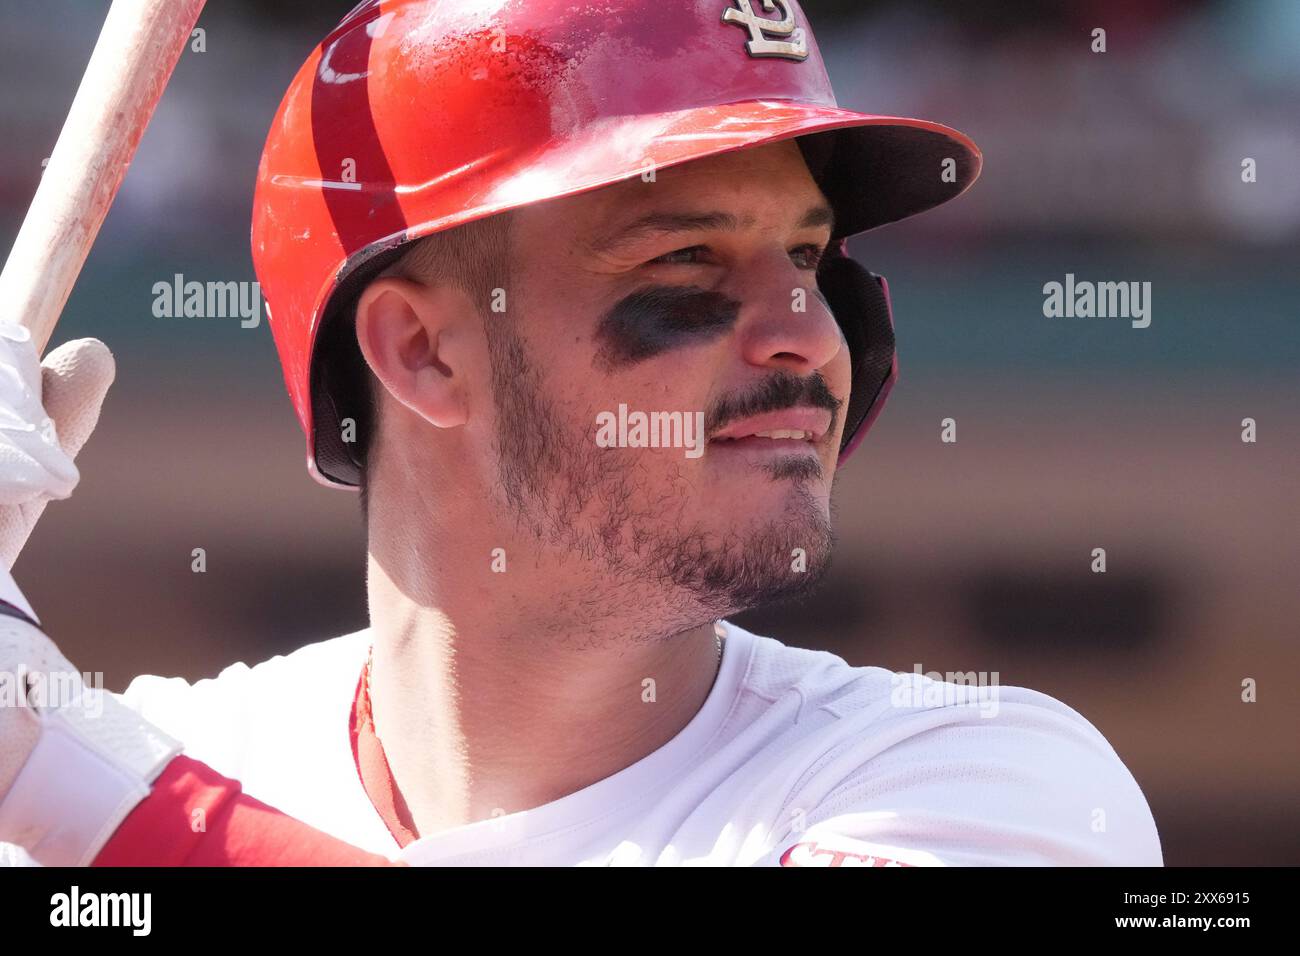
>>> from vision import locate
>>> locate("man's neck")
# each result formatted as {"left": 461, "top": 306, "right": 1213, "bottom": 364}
{"left": 364, "top": 557, "right": 724, "bottom": 839}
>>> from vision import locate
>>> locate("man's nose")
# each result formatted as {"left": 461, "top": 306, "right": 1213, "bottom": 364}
{"left": 721, "top": 247, "right": 844, "bottom": 376}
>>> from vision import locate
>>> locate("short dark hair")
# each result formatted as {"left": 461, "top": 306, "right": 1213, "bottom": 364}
{"left": 314, "top": 213, "right": 513, "bottom": 522}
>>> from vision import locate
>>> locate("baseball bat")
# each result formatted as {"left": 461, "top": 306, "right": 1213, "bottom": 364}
{"left": 0, "top": 0, "right": 207, "bottom": 354}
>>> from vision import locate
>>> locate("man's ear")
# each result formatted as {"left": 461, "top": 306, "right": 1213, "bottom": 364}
{"left": 354, "top": 276, "right": 471, "bottom": 430}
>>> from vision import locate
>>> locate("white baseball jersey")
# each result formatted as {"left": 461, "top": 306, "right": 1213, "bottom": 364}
{"left": 2, "top": 619, "right": 1161, "bottom": 866}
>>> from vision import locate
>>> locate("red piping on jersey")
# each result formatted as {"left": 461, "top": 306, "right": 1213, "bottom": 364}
{"left": 349, "top": 646, "right": 420, "bottom": 848}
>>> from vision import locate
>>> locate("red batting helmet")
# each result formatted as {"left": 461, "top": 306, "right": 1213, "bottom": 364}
{"left": 252, "top": 0, "right": 981, "bottom": 488}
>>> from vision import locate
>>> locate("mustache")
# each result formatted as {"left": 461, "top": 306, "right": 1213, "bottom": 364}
{"left": 706, "top": 371, "right": 842, "bottom": 438}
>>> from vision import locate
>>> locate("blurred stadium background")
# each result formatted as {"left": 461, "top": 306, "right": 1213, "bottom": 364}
{"left": 2, "top": 0, "right": 1296, "bottom": 865}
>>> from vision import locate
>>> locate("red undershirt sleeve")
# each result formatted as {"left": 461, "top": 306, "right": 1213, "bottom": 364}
{"left": 91, "top": 755, "right": 402, "bottom": 867}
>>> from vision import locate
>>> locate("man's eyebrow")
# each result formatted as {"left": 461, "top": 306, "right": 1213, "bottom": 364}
{"left": 589, "top": 204, "right": 836, "bottom": 253}
{"left": 798, "top": 203, "right": 836, "bottom": 233}
{"left": 590, "top": 211, "right": 745, "bottom": 252}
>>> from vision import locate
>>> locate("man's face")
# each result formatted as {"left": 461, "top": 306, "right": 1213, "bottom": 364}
{"left": 482, "top": 139, "right": 852, "bottom": 622}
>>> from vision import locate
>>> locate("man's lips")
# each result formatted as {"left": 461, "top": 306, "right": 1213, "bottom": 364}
{"left": 710, "top": 407, "right": 832, "bottom": 444}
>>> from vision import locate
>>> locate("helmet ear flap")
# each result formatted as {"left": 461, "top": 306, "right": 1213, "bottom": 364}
{"left": 310, "top": 243, "right": 414, "bottom": 488}
{"left": 816, "top": 245, "right": 897, "bottom": 461}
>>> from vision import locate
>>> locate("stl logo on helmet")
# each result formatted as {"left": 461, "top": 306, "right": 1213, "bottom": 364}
{"left": 722, "top": 0, "right": 809, "bottom": 61}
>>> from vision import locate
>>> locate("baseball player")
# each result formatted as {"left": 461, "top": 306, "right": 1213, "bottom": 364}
{"left": 1, "top": 0, "right": 1161, "bottom": 867}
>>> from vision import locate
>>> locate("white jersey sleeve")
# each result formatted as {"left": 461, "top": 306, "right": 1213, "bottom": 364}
{"left": 752, "top": 673, "right": 1163, "bottom": 866}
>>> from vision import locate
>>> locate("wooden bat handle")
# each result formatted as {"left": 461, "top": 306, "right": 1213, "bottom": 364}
{"left": 0, "top": 0, "right": 207, "bottom": 354}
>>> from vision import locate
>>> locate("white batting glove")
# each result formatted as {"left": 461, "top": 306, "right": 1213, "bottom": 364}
{"left": 0, "top": 321, "right": 115, "bottom": 570}
{"left": 0, "top": 573, "right": 182, "bottom": 866}
{"left": 0, "top": 321, "right": 176, "bottom": 866}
